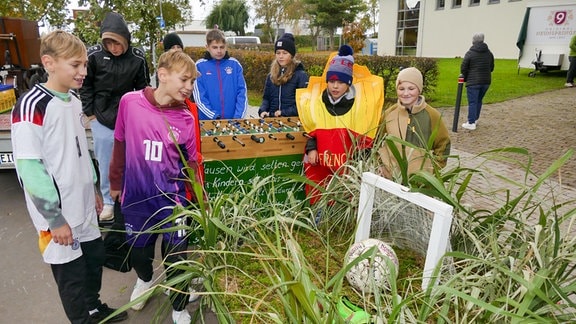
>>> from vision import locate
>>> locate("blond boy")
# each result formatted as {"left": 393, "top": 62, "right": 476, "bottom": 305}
{"left": 11, "top": 30, "right": 127, "bottom": 323}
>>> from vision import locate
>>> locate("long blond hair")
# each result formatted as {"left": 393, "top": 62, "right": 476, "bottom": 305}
{"left": 270, "top": 58, "right": 300, "bottom": 86}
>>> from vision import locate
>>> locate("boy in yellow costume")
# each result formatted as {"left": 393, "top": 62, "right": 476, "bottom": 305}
{"left": 297, "top": 45, "right": 384, "bottom": 205}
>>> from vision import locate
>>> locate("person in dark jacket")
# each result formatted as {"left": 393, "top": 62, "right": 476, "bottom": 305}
{"left": 80, "top": 12, "right": 150, "bottom": 221}
{"left": 259, "top": 33, "right": 309, "bottom": 118}
{"left": 460, "top": 32, "right": 494, "bottom": 131}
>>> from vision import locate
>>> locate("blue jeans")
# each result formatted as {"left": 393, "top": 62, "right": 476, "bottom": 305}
{"left": 90, "top": 119, "right": 114, "bottom": 206}
{"left": 466, "top": 84, "right": 490, "bottom": 124}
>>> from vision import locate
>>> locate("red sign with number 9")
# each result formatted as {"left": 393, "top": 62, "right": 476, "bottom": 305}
{"left": 554, "top": 11, "right": 567, "bottom": 25}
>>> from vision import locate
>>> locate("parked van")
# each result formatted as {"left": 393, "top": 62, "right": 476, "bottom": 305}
{"left": 226, "top": 36, "right": 261, "bottom": 45}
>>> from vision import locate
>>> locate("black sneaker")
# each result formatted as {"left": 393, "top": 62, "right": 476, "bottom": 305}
{"left": 90, "top": 303, "right": 128, "bottom": 323}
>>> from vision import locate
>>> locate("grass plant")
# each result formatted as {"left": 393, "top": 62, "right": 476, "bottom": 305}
{"left": 118, "top": 137, "right": 576, "bottom": 323}
{"left": 107, "top": 58, "right": 575, "bottom": 323}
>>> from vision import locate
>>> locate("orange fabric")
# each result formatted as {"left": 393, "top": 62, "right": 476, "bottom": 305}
{"left": 38, "top": 230, "right": 52, "bottom": 254}
{"left": 185, "top": 98, "right": 205, "bottom": 184}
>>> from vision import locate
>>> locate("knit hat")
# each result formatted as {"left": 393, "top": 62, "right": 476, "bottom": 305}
{"left": 163, "top": 32, "right": 184, "bottom": 52}
{"left": 326, "top": 45, "right": 354, "bottom": 85}
{"left": 275, "top": 33, "right": 296, "bottom": 57}
{"left": 396, "top": 67, "right": 423, "bottom": 93}
{"left": 472, "top": 33, "right": 485, "bottom": 44}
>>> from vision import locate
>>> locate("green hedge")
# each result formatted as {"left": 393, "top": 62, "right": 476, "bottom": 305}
{"left": 185, "top": 47, "right": 438, "bottom": 105}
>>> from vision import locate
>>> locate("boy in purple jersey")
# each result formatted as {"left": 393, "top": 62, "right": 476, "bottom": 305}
{"left": 109, "top": 50, "right": 202, "bottom": 324}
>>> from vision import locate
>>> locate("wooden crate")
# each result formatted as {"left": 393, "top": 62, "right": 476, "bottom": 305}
{"left": 0, "top": 17, "right": 41, "bottom": 69}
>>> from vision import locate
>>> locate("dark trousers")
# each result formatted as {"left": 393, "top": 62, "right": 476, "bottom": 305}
{"left": 130, "top": 238, "right": 189, "bottom": 311}
{"left": 466, "top": 84, "right": 490, "bottom": 124}
{"left": 51, "top": 237, "right": 105, "bottom": 324}
{"left": 566, "top": 56, "right": 576, "bottom": 83}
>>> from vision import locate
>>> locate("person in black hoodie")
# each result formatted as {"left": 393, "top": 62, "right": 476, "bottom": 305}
{"left": 259, "top": 33, "right": 309, "bottom": 118}
{"left": 460, "top": 32, "right": 494, "bottom": 131}
{"left": 80, "top": 12, "right": 150, "bottom": 222}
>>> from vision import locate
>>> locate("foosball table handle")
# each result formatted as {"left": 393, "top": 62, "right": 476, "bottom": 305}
{"left": 251, "top": 135, "right": 265, "bottom": 143}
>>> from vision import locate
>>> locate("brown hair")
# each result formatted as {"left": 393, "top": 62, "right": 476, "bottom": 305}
{"left": 206, "top": 29, "right": 226, "bottom": 44}
{"left": 270, "top": 58, "right": 301, "bottom": 86}
{"left": 40, "top": 30, "right": 86, "bottom": 59}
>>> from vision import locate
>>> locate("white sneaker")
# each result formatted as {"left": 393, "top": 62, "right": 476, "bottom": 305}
{"left": 565, "top": 82, "right": 574, "bottom": 88}
{"left": 130, "top": 278, "right": 153, "bottom": 310}
{"left": 163, "top": 277, "right": 203, "bottom": 302}
{"left": 172, "top": 309, "right": 191, "bottom": 324}
{"left": 461, "top": 122, "right": 476, "bottom": 130}
{"left": 99, "top": 204, "right": 114, "bottom": 221}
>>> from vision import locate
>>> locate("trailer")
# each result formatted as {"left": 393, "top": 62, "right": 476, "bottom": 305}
{"left": 516, "top": 0, "right": 576, "bottom": 76}
{"left": 0, "top": 17, "right": 46, "bottom": 95}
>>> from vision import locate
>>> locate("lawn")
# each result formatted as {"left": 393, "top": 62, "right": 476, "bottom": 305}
{"left": 248, "top": 58, "right": 569, "bottom": 108}
{"left": 428, "top": 58, "right": 566, "bottom": 107}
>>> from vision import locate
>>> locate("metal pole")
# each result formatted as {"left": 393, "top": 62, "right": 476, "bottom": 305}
{"left": 452, "top": 74, "right": 464, "bottom": 132}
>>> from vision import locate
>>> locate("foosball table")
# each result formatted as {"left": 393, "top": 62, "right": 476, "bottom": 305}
{"left": 200, "top": 117, "right": 307, "bottom": 201}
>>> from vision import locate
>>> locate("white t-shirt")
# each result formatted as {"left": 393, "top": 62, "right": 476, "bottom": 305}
{"left": 11, "top": 84, "right": 99, "bottom": 263}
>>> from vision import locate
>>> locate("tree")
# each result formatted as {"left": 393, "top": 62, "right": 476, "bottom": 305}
{"left": 253, "top": 0, "right": 308, "bottom": 42}
{"left": 0, "top": 0, "right": 69, "bottom": 28}
{"left": 205, "top": 0, "right": 249, "bottom": 36}
{"left": 342, "top": 21, "right": 365, "bottom": 53}
{"left": 304, "top": 0, "right": 366, "bottom": 50}
{"left": 363, "top": 0, "right": 379, "bottom": 36}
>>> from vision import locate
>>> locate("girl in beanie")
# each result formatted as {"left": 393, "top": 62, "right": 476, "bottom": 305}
{"left": 378, "top": 67, "right": 451, "bottom": 181}
{"left": 259, "top": 33, "right": 309, "bottom": 118}
{"left": 297, "top": 45, "right": 384, "bottom": 206}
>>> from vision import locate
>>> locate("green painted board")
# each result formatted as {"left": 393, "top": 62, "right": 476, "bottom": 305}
{"left": 204, "top": 154, "right": 305, "bottom": 201}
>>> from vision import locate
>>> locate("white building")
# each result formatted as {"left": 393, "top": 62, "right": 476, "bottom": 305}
{"left": 377, "top": 0, "right": 576, "bottom": 59}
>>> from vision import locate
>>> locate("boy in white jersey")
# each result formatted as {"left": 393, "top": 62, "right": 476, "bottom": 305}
{"left": 109, "top": 49, "right": 203, "bottom": 324}
{"left": 11, "top": 30, "right": 127, "bottom": 323}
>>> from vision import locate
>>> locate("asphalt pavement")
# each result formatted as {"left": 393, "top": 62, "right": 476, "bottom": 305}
{"left": 0, "top": 170, "right": 218, "bottom": 323}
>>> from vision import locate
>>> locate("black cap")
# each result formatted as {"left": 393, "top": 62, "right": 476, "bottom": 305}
{"left": 163, "top": 33, "right": 184, "bottom": 52}
{"left": 274, "top": 33, "right": 296, "bottom": 57}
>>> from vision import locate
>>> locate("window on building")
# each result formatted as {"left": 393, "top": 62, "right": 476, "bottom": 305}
{"left": 470, "top": 0, "right": 480, "bottom": 6}
{"left": 437, "top": 0, "right": 445, "bottom": 9}
{"left": 488, "top": 0, "right": 500, "bottom": 3}
{"left": 396, "top": 0, "right": 420, "bottom": 56}
{"left": 453, "top": 0, "right": 462, "bottom": 8}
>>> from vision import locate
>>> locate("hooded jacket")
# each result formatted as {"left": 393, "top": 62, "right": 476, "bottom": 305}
{"left": 258, "top": 62, "right": 309, "bottom": 117}
{"left": 80, "top": 12, "right": 150, "bottom": 129}
{"left": 461, "top": 42, "right": 494, "bottom": 87}
{"left": 378, "top": 96, "right": 451, "bottom": 180}
{"left": 193, "top": 51, "right": 248, "bottom": 120}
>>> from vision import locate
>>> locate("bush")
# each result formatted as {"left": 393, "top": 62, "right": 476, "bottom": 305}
{"left": 185, "top": 47, "right": 439, "bottom": 105}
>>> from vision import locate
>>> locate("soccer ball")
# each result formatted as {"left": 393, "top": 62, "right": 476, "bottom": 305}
{"left": 345, "top": 238, "right": 399, "bottom": 293}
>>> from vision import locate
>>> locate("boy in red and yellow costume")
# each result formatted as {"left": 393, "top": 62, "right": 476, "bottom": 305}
{"left": 296, "top": 45, "right": 384, "bottom": 205}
